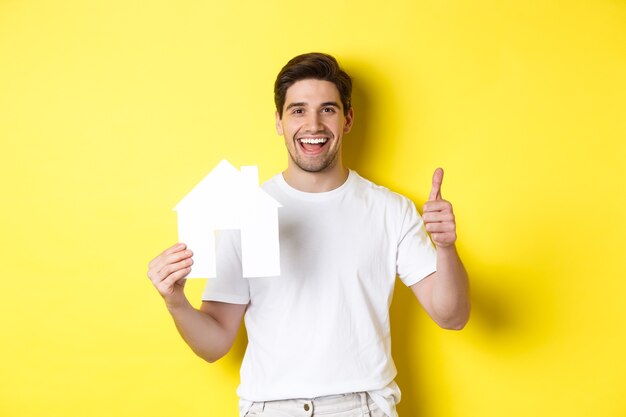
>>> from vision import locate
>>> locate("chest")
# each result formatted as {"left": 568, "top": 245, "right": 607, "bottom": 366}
{"left": 276, "top": 201, "right": 398, "bottom": 276}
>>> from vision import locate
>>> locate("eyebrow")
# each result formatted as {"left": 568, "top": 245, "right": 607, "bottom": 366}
{"left": 285, "top": 101, "right": 341, "bottom": 111}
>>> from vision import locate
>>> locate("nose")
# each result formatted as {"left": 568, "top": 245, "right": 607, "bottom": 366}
{"left": 304, "top": 112, "right": 324, "bottom": 132}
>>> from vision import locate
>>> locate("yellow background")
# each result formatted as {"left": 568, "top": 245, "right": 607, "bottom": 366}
{"left": 1, "top": 1, "right": 625, "bottom": 416}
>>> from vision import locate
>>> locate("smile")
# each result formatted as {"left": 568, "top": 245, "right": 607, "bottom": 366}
{"left": 297, "top": 136, "right": 330, "bottom": 155}
{"left": 299, "top": 137, "right": 328, "bottom": 144}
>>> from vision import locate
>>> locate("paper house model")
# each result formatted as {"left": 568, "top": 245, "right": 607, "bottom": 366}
{"left": 174, "top": 160, "right": 282, "bottom": 278}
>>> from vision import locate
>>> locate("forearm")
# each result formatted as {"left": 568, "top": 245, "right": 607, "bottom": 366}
{"left": 166, "top": 299, "right": 232, "bottom": 363}
{"left": 431, "top": 245, "right": 470, "bottom": 329}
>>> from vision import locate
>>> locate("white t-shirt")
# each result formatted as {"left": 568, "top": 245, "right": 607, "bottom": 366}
{"left": 202, "top": 170, "right": 437, "bottom": 417}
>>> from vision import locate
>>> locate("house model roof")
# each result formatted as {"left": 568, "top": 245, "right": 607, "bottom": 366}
{"left": 174, "top": 159, "right": 282, "bottom": 213}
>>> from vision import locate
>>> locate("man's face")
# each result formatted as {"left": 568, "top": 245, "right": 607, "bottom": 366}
{"left": 276, "top": 79, "right": 353, "bottom": 173}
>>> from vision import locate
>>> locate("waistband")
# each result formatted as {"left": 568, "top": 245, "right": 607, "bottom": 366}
{"left": 248, "top": 391, "right": 375, "bottom": 416}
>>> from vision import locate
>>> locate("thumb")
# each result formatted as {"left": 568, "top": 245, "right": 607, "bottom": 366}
{"left": 428, "top": 168, "right": 444, "bottom": 201}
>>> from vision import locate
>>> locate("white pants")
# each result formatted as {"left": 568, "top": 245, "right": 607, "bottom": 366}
{"left": 243, "top": 392, "right": 389, "bottom": 417}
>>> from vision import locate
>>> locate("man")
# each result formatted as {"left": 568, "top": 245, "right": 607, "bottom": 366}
{"left": 147, "top": 52, "right": 470, "bottom": 417}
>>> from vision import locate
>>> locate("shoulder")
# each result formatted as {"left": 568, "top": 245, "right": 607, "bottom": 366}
{"left": 350, "top": 171, "right": 414, "bottom": 211}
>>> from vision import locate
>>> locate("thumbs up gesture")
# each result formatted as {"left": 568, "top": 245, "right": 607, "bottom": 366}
{"left": 423, "top": 168, "right": 457, "bottom": 248}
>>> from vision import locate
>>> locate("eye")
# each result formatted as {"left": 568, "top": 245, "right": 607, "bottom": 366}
{"left": 292, "top": 108, "right": 304, "bottom": 115}
{"left": 322, "top": 107, "right": 336, "bottom": 113}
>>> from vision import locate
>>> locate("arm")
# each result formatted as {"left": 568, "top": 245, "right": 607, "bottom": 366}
{"left": 147, "top": 243, "right": 247, "bottom": 362}
{"left": 411, "top": 168, "right": 470, "bottom": 330}
{"left": 168, "top": 299, "right": 246, "bottom": 363}
{"left": 411, "top": 246, "right": 469, "bottom": 330}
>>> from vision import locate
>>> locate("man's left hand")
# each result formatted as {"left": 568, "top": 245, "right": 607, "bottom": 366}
{"left": 423, "top": 168, "right": 457, "bottom": 248}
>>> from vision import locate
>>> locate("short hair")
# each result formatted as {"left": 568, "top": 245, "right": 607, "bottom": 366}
{"left": 274, "top": 52, "right": 352, "bottom": 118}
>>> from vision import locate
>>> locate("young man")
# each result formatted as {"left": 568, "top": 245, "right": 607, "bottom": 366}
{"left": 147, "top": 53, "right": 470, "bottom": 417}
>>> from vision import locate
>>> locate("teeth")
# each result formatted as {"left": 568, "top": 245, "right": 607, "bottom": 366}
{"left": 300, "top": 138, "right": 328, "bottom": 144}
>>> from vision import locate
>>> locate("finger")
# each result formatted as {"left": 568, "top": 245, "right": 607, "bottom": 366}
{"left": 150, "top": 249, "right": 193, "bottom": 276}
{"left": 161, "top": 266, "right": 191, "bottom": 289}
{"left": 425, "top": 222, "right": 456, "bottom": 233}
{"left": 422, "top": 212, "right": 455, "bottom": 223}
{"left": 428, "top": 168, "right": 444, "bottom": 201}
{"left": 148, "top": 256, "right": 192, "bottom": 285}
{"left": 149, "top": 243, "right": 187, "bottom": 269}
{"left": 423, "top": 200, "right": 453, "bottom": 213}
{"left": 157, "top": 257, "right": 194, "bottom": 281}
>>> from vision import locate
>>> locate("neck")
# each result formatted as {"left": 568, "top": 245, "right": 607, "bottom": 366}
{"left": 283, "top": 160, "right": 349, "bottom": 193}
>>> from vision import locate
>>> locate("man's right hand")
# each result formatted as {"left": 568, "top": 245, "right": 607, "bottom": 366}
{"left": 147, "top": 243, "right": 193, "bottom": 308}
{"left": 146, "top": 242, "right": 245, "bottom": 363}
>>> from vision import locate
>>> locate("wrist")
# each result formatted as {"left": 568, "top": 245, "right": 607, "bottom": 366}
{"left": 436, "top": 243, "right": 457, "bottom": 256}
{"left": 165, "top": 296, "right": 192, "bottom": 313}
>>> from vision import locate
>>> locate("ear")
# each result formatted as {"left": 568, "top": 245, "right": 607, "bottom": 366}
{"left": 343, "top": 107, "right": 354, "bottom": 134}
{"left": 275, "top": 111, "right": 284, "bottom": 135}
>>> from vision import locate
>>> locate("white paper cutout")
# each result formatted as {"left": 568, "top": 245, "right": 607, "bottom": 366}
{"left": 174, "top": 160, "right": 282, "bottom": 278}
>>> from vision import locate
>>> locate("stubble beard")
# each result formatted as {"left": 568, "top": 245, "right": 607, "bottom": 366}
{"left": 288, "top": 135, "right": 340, "bottom": 173}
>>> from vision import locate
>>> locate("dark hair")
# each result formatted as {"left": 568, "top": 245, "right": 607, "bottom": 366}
{"left": 274, "top": 52, "right": 352, "bottom": 118}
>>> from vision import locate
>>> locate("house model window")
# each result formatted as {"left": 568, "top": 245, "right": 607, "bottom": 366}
{"left": 174, "top": 160, "right": 282, "bottom": 278}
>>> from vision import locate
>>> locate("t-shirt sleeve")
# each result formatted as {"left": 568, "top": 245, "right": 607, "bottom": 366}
{"left": 201, "top": 230, "right": 250, "bottom": 304}
{"left": 396, "top": 198, "right": 437, "bottom": 286}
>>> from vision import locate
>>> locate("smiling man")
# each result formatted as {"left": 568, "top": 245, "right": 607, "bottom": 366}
{"left": 277, "top": 76, "right": 353, "bottom": 189}
{"left": 147, "top": 53, "right": 470, "bottom": 417}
